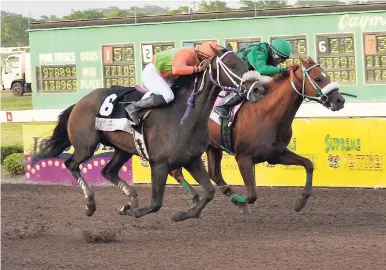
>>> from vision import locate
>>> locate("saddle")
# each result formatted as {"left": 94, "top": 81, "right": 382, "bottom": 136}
{"left": 95, "top": 79, "right": 190, "bottom": 160}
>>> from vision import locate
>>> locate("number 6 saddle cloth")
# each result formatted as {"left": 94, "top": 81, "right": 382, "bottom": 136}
{"left": 95, "top": 85, "right": 145, "bottom": 134}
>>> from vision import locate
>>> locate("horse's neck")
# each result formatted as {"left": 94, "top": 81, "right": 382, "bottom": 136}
{"left": 177, "top": 73, "right": 220, "bottom": 127}
{"left": 260, "top": 74, "right": 303, "bottom": 129}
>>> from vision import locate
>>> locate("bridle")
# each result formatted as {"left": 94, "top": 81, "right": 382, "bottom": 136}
{"left": 289, "top": 63, "right": 340, "bottom": 107}
{"left": 180, "top": 51, "right": 261, "bottom": 124}
{"left": 208, "top": 51, "right": 261, "bottom": 96}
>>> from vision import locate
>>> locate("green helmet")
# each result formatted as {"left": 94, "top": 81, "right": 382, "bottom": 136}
{"left": 271, "top": 38, "right": 292, "bottom": 58}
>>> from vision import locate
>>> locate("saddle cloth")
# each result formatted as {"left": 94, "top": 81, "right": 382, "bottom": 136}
{"left": 210, "top": 90, "right": 245, "bottom": 128}
{"left": 95, "top": 85, "right": 144, "bottom": 134}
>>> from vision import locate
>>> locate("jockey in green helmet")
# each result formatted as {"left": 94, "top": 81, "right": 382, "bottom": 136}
{"left": 215, "top": 38, "right": 292, "bottom": 118}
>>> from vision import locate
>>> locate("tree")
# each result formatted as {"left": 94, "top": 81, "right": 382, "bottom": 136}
{"left": 1, "top": 13, "right": 31, "bottom": 47}
{"left": 168, "top": 6, "right": 192, "bottom": 15}
{"left": 198, "top": 0, "right": 230, "bottom": 12}
{"left": 63, "top": 9, "right": 105, "bottom": 20}
{"left": 239, "top": 0, "right": 288, "bottom": 10}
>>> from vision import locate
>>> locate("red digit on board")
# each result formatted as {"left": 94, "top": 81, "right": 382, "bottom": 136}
{"left": 103, "top": 46, "right": 113, "bottom": 65}
{"left": 364, "top": 35, "right": 376, "bottom": 55}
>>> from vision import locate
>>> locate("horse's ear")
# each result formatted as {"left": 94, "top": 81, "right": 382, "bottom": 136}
{"left": 226, "top": 43, "right": 234, "bottom": 51}
{"left": 307, "top": 56, "right": 316, "bottom": 64}
{"left": 211, "top": 45, "right": 224, "bottom": 57}
{"left": 300, "top": 56, "right": 308, "bottom": 66}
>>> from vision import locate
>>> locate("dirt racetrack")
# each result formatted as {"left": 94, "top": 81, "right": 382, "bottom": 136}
{"left": 2, "top": 182, "right": 386, "bottom": 270}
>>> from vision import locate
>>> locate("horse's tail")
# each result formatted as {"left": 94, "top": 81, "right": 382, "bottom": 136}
{"left": 31, "top": 104, "right": 75, "bottom": 164}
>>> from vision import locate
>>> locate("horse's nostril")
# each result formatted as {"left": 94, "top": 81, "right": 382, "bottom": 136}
{"left": 337, "top": 99, "right": 342, "bottom": 103}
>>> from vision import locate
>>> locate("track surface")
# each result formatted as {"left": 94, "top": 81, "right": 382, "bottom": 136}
{"left": 2, "top": 183, "right": 386, "bottom": 269}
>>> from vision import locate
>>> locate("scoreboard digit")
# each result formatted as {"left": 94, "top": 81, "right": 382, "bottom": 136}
{"left": 224, "top": 37, "right": 262, "bottom": 51}
{"left": 316, "top": 33, "right": 356, "bottom": 84}
{"left": 36, "top": 64, "right": 78, "bottom": 93}
{"left": 269, "top": 35, "right": 308, "bottom": 68}
{"left": 363, "top": 32, "right": 386, "bottom": 84}
{"left": 102, "top": 44, "right": 136, "bottom": 88}
{"left": 182, "top": 40, "right": 217, "bottom": 48}
{"left": 141, "top": 42, "right": 175, "bottom": 69}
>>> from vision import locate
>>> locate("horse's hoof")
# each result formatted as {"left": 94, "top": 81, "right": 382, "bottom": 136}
{"left": 238, "top": 203, "right": 252, "bottom": 215}
{"left": 129, "top": 197, "right": 139, "bottom": 209}
{"left": 85, "top": 207, "right": 95, "bottom": 217}
{"left": 294, "top": 198, "right": 306, "bottom": 212}
{"left": 230, "top": 194, "right": 247, "bottom": 205}
{"left": 172, "top": 210, "right": 188, "bottom": 222}
{"left": 118, "top": 204, "right": 130, "bottom": 215}
{"left": 123, "top": 208, "right": 141, "bottom": 218}
{"left": 85, "top": 203, "right": 96, "bottom": 216}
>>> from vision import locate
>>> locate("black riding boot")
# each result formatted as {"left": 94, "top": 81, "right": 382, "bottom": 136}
{"left": 215, "top": 92, "right": 244, "bottom": 119}
{"left": 125, "top": 94, "right": 167, "bottom": 125}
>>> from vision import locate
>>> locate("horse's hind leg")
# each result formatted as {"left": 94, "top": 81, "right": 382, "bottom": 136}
{"left": 172, "top": 157, "right": 215, "bottom": 222}
{"left": 101, "top": 148, "right": 139, "bottom": 211}
{"left": 65, "top": 149, "right": 97, "bottom": 216}
{"left": 170, "top": 169, "right": 199, "bottom": 204}
{"left": 268, "top": 149, "right": 313, "bottom": 212}
{"left": 207, "top": 146, "right": 250, "bottom": 214}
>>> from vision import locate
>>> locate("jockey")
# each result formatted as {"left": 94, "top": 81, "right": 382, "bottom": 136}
{"left": 125, "top": 40, "right": 222, "bottom": 125}
{"left": 215, "top": 38, "right": 292, "bottom": 118}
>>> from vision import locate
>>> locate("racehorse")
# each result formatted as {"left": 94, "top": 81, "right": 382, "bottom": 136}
{"left": 32, "top": 44, "right": 265, "bottom": 221}
{"left": 171, "top": 56, "right": 347, "bottom": 214}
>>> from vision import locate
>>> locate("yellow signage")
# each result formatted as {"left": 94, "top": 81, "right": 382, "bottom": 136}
{"left": 22, "top": 118, "right": 386, "bottom": 188}
{"left": 132, "top": 118, "right": 386, "bottom": 188}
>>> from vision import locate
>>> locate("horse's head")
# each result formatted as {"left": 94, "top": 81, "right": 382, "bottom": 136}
{"left": 292, "top": 56, "right": 345, "bottom": 111}
{"left": 180, "top": 44, "right": 264, "bottom": 124}
{"left": 206, "top": 43, "right": 265, "bottom": 97}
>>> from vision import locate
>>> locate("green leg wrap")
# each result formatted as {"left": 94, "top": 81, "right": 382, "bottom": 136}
{"left": 230, "top": 194, "right": 247, "bottom": 204}
{"left": 180, "top": 180, "right": 196, "bottom": 200}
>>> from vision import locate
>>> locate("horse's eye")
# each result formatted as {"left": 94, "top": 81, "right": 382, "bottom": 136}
{"left": 315, "top": 77, "right": 321, "bottom": 82}
{"left": 230, "top": 64, "right": 236, "bottom": 69}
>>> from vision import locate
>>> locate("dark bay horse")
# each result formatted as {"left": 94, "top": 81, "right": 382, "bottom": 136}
{"left": 32, "top": 45, "right": 264, "bottom": 221}
{"left": 171, "top": 56, "right": 346, "bottom": 214}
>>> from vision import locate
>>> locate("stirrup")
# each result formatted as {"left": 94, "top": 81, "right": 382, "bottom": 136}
{"left": 216, "top": 107, "right": 231, "bottom": 119}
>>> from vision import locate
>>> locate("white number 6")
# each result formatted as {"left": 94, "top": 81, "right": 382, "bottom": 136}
{"left": 318, "top": 41, "right": 326, "bottom": 53}
{"left": 99, "top": 93, "right": 118, "bottom": 116}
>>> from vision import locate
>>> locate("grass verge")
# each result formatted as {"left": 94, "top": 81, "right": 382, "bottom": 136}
{"left": 1, "top": 91, "right": 33, "bottom": 110}
{"left": 1, "top": 122, "right": 56, "bottom": 147}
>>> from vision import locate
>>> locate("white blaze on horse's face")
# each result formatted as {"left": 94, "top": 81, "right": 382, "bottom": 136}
{"left": 321, "top": 71, "right": 327, "bottom": 78}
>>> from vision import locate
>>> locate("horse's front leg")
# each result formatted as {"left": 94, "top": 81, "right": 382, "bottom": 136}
{"left": 236, "top": 156, "right": 256, "bottom": 213}
{"left": 208, "top": 146, "right": 251, "bottom": 214}
{"left": 268, "top": 149, "right": 314, "bottom": 212}
{"left": 122, "top": 162, "right": 168, "bottom": 218}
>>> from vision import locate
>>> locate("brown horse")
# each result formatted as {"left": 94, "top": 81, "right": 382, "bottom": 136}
{"left": 171, "top": 56, "right": 346, "bottom": 214}
{"left": 32, "top": 45, "right": 265, "bottom": 221}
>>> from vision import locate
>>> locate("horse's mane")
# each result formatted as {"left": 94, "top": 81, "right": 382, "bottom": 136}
{"left": 263, "top": 71, "right": 291, "bottom": 90}
{"left": 171, "top": 74, "right": 196, "bottom": 92}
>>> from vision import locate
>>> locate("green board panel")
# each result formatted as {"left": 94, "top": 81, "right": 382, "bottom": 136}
{"left": 29, "top": 10, "right": 386, "bottom": 109}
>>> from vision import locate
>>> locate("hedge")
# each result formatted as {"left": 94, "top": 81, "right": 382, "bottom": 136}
{"left": 3, "top": 153, "right": 25, "bottom": 174}
{"left": 1, "top": 145, "right": 24, "bottom": 164}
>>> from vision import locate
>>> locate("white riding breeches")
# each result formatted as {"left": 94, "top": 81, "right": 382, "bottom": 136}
{"left": 141, "top": 63, "right": 174, "bottom": 103}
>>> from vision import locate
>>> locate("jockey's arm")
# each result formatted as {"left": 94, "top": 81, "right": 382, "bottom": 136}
{"left": 172, "top": 49, "right": 203, "bottom": 76}
{"left": 247, "top": 46, "right": 282, "bottom": 76}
